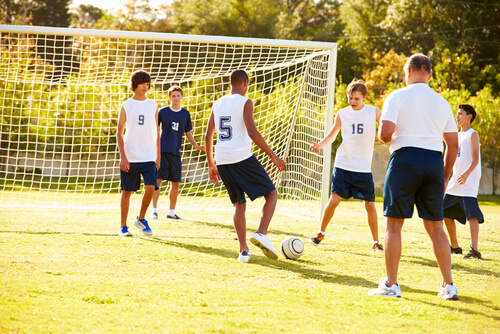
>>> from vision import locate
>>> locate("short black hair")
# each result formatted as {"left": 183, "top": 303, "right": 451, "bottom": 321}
{"left": 130, "top": 70, "right": 151, "bottom": 91}
{"left": 404, "top": 54, "right": 432, "bottom": 74}
{"left": 459, "top": 104, "right": 477, "bottom": 123}
{"left": 230, "top": 69, "right": 249, "bottom": 86}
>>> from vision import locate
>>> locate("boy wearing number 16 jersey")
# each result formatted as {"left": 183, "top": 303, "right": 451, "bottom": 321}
{"left": 309, "top": 79, "right": 383, "bottom": 253}
{"left": 205, "top": 69, "right": 286, "bottom": 263}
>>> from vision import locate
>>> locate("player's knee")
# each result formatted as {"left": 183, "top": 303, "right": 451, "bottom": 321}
{"left": 265, "top": 189, "right": 278, "bottom": 202}
{"left": 330, "top": 194, "right": 341, "bottom": 206}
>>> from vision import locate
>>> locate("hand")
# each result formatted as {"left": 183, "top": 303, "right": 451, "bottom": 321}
{"left": 271, "top": 156, "right": 286, "bottom": 172}
{"left": 196, "top": 145, "right": 205, "bottom": 151}
{"left": 209, "top": 165, "right": 221, "bottom": 184}
{"left": 457, "top": 172, "right": 469, "bottom": 185}
{"left": 120, "top": 157, "right": 130, "bottom": 173}
{"left": 311, "top": 141, "right": 321, "bottom": 153}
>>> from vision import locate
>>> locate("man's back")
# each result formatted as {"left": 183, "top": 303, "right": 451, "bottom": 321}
{"left": 213, "top": 93, "right": 252, "bottom": 165}
{"left": 382, "top": 83, "right": 456, "bottom": 153}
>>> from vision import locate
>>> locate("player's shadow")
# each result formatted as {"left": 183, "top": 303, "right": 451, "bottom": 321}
{"left": 404, "top": 255, "right": 500, "bottom": 277}
{"left": 146, "top": 236, "right": 373, "bottom": 288}
{"left": 188, "top": 219, "right": 309, "bottom": 239}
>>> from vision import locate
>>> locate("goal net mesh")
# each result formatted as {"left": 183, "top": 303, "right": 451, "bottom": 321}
{"left": 0, "top": 26, "right": 335, "bottom": 220}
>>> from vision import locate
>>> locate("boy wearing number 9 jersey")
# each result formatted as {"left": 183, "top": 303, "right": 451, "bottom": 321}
{"left": 205, "top": 69, "right": 286, "bottom": 263}
{"left": 309, "top": 79, "right": 384, "bottom": 253}
{"left": 117, "top": 70, "right": 160, "bottom": 237}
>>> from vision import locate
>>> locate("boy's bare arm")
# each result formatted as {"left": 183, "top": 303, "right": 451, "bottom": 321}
{"left": 185, "top": 131, "right": 205, "bottom": 151}
{"left": 155, "top": 108, "right": 160, "bottom": 170}
{"left": 205, "top": 111, "right": 220, "bottom": 184}
{"left": 443, "top": 131, "right": 459, "bottom": 191}
{"left": 311, "top": 112, "right": 341, "bottom": 153}
{"left": 117, "top": 106, "right": 129, "bottom": 172}
{"left": 243, "top": 100, "right": 285, "bottom": 172}
{"left": 457, "top": 131, "right": 480, "bottom": 185}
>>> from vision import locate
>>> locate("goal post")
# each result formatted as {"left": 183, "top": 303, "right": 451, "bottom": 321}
{"left": 0, "top": 24, "right": 337, "bottom": 220}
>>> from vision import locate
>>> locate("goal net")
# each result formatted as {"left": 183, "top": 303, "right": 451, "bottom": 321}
{"left": 0, "top": 25, "right": 337, "bottom": 220}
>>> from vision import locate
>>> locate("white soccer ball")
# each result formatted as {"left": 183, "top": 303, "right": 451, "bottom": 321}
{"left": 280, "top": 236, "right": 304, "bottom": 260}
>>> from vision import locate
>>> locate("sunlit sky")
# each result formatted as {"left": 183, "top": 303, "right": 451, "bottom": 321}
{"left": 70, "top": 0, "right": 170, "bottom": 12}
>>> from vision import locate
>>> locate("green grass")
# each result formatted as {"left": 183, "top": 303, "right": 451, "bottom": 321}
{"left": 0, "top": 201, "right": 499, "bottom": 333}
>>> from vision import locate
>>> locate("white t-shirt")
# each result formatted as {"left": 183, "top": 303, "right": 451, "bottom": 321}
{"left": 446, "top": 128, "right": 481, "bottom": 197}
{"left": 213, "top": 94, "right": 253, "bottom": 165}
{"left": 122, "top": 97, "right": 158, "bottom": 162}
{"left": 334, "top": 105, "right": 377, "bottom": 173}
{"left": 381, "top": 83, "right": 457, "bottom": 154}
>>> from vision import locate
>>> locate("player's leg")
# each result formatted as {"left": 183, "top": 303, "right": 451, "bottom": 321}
{"left": 151, "top": 178, "right": 163, "bottom": 219}
{"left": 139, "top": 184, "right": 155, "bottom": 220}
{"left": 233, "top": 202, "right": 249, "bottom": 253}
{"left": 365, "top": 200, "right": 383, "bottom": 252}
{"left": 464, "top": 217, "right": 481, "bottom": 259}
{"left": 384, "top": 217, "right": 404, "bottom": 286}
{"left": 423, "top": 219, "right": 453, "bottom": 284}
{"left": 120, "top": 190, "right": 133, "bottom": 227}
{"left": 444, "top": 217, "right": 460, "bottom": 249}
{"left": 309, "top": 193, "right": 341, "bottom": 246}
{"left": 169, "top": 181, "right": 180, "bottom": 211}
{"left": 257, "top": 189, "right": 277, "bottom": 235}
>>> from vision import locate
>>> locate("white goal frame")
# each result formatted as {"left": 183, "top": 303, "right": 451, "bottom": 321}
{"left": 0, "top": 25, "right": 337, "bottom": 220}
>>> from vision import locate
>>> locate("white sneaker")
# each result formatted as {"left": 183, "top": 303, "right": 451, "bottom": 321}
{"left": 150, "top": 212, "right": 158, "bottom": 220}
{"left": 237, "top": 251, "right": 250, "bottom": 263}
{"left": 368, "top": 279, "right": 402, "bottom": 298}
{"left": 250, "top": 232, "right": 279, "bottom": 260}
{"left": 438, "top": 283, "right": 459, "bottom": 300}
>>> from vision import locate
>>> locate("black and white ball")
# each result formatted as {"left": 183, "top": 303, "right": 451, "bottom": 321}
{"left": 280, "top": 236, "right": 304, "bottom": 260}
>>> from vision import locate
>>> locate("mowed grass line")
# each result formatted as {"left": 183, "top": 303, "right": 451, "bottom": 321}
{"left": 0, "top": 202, "right": 499, "bottom": 333}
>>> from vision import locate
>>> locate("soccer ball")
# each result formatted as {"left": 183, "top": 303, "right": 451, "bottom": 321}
{"left": 280, "top": 236, "right": 304, "bottom": 260}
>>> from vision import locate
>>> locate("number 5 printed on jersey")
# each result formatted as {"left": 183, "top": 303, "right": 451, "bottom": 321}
{"left": 219, "top": 116, "right": 232, "bottom": 141}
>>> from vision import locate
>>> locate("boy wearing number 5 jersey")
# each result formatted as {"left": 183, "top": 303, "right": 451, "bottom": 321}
{"left": 117, "top": 70, "right": 160, "bottom": 237}
{"left": 151, "top": 86, "right": 204, "bottom": 220}
{"left": 309, "top": 79, "right": 384, "bottom": 253}
{"left": 205, "top": 69, "right": 286, "bottom": 263}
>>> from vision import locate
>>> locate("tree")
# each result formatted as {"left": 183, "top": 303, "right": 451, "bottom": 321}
{"left": 70, "top": 4, "right": 104, "bottom": 29}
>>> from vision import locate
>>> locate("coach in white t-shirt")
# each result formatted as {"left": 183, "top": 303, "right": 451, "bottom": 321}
{"left": 368, "top": 54, "right": 460, "bottom": 300}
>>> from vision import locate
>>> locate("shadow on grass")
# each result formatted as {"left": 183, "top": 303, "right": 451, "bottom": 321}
{"left": 146, "top": 236, "right": 374, "bottom": 288}
{"left": 404, "top": 255, "right": 500, "bottom": 277}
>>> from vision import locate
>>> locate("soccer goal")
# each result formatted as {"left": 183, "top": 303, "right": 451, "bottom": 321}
{"left": 0, "top": 25, "right": 337, "bottom": 220}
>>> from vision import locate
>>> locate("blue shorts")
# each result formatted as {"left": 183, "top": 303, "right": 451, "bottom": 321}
{"left": 331, "top": 167, "right": 375, "bottom": 202}
{"left": 443, "top": 194, "right": 484, "bottom": 225}
{"left": 158, "top": 152, "right": 182, "bottom": 182}
{"left": 120, "top": 161, "right": 159, "bottom": 192}
{"left": 383, "top": 147, "right": 444, "bottom": 221}
{"left": 217, "top": 155, "right": 276, "bottom": 204}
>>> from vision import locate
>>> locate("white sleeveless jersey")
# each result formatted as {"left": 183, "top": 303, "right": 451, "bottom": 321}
{"left": 213, "top": 94, "right": 253, "bottom": 165}
{"left": 122, "top": 97, "right": 158, "bottom": 162}
{"left": 334, "top": 105, "right": 377, "bottom": 173}
{"left": 446, "top": 128, "right": 481, "bottom": 197}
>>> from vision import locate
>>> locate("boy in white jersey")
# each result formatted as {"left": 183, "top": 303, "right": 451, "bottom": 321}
{"left": 205, "top": 69, "right": 286, "bottom": 263}
{"left": 309, "top": 79, "right": 383, "bottom": 253}
{"left": 444, "top": 104, "right": 484, "bottom": 259}
{"left": 117, "top": 70, "right": 160, "bottom": 237}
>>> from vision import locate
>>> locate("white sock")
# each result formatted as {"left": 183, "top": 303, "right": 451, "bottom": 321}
{"left": 168, "top": 209, "right": 175, "bottom": 216}
{"left": 318, "top": 231, "right": 325, "bottom": 236}
{"left": 373, "top": 241, "right": 379, "bottom": 246}
{"left": 153, "top": 208, "right": 158, "bottom": 214}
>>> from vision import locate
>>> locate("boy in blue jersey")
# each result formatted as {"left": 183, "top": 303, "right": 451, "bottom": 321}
{"left": 152, "top": 85, "right": 204, "bottom": 220}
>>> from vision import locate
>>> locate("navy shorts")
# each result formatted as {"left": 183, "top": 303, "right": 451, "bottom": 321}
{"left": 217, "top": 155, "right": 276, "bottom": 204}
{"left": 443, "top": 194, "right": 484, "bottom": 225}
{"left": 158, "top": 152, "right": 182, "bottom": 182}
{"left": 383, "top": 147, "right": 444, "bottom": 221}
{"left": 331, "top": 167, "right": 375, "bottom": 202}
{"left": 120, "top": 161, "right": 159, "bottom": 192}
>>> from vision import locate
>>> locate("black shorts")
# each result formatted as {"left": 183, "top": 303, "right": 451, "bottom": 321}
{"left": 383, "top": 147, "right": 444, "bottom": 221}
{"left": 158, "top": 152, "right": 182, "bottom": 182}
{"left": 217, "top": 155, "right": 276, "bottom": 204}
{"left": 120, "top": 161, "right": 159, "bottom": 192}
{"left": 331, "top": 167, "right": 375, "bottom": 202}
{"left": 443, "top": 194, "right": 484, "bottom": 225}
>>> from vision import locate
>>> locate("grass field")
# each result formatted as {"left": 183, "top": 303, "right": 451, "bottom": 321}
{"left": 1, "top": 200, "right": 499, "bottom": 333}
